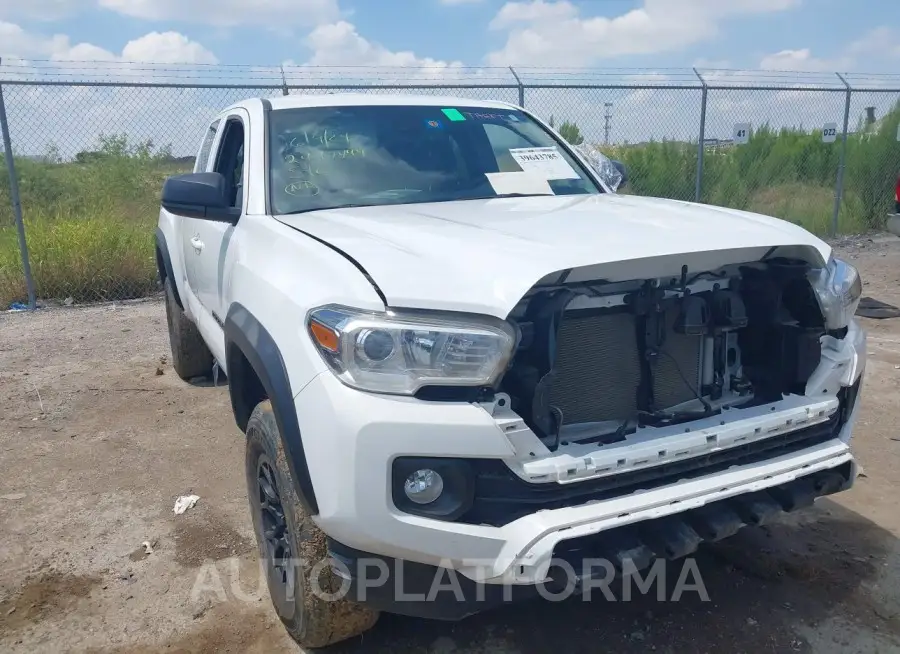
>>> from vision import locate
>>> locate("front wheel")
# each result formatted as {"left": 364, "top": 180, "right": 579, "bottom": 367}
{"left": 245, "top": 400, "right": 379, "bottom": 649}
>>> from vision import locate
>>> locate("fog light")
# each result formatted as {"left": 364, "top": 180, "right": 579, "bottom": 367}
{"left": 403, "top": 469, "right": 444, "bottom": 505}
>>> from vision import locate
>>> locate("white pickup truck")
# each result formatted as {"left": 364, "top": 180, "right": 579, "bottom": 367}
{"left": 156, "top": 94, "right": 867, "bottom": 649}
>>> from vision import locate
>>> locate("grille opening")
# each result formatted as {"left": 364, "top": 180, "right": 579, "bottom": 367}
{"left": 499, "top": 257, "right": 828, "bottom": 451}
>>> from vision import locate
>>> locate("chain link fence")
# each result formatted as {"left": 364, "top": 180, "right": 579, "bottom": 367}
{"left": 1, "top": 62, "right": 899, "bottom": 308}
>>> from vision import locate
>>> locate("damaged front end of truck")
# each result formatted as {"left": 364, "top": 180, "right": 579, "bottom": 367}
{"left": 458, "top": 245, "right": 865, "bottom": 582}
{"left": 283, "top": 193, "right": 867, "bottom": 590}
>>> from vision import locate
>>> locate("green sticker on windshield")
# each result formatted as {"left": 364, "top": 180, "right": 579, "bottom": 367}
{"left": 441, "top": 108, "right": 466, "bottom": 121}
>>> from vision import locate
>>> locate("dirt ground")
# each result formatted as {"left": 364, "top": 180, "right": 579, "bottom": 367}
{"left": 2, "top": 236, "right": 900, "bottom": 654}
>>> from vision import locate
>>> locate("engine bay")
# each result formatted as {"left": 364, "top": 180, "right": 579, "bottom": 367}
{"left": 499, "top": 256, "right": 834, "bottom": 452}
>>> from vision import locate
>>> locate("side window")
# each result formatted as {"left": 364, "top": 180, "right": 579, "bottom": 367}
{"left": 213, "top": 119, "right": 246, "bottom": 209}
{"left": 195, "top": 120, "right": 220, "bottom": 173}
{"left": 482, "top": 123, "right": 538, "bottom": 173}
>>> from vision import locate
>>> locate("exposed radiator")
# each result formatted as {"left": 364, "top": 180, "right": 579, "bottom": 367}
{"left": 547, "top": 309, "right": 704, "bottom": 425}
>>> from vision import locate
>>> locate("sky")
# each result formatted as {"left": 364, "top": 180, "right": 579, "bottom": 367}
{"left": 2, "top": 0, "right": 899, "bottom": 74}
{"left": 1, "top": 1, "right": 899, "bottom": 158}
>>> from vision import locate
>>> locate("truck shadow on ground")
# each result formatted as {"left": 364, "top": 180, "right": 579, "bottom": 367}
{"left": 327, "top": 499, "right": 899, "bottom": 653}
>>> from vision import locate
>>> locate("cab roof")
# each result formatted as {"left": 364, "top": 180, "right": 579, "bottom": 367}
{"left": 223, "top": 93, "right": 519, "bottom": 114}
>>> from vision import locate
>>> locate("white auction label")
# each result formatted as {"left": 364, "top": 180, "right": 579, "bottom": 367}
{"left": 509, "top": 147, "right": 580, "bottom": 180}
{"left": 822, "top": 122, "right": 838, "bottom": 143}
{"left": 733, "top": 123, "right": 750, "bottom": 145}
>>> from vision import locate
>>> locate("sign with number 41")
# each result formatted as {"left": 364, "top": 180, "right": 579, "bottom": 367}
{"left": 733, "top": 123, "right": 750, "bottom": 145}
{"left": 822, "top": 123, "right": 838, "bottom": 143}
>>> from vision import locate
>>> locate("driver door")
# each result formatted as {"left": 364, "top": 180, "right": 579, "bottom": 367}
{"left": 181, "top": 110, "right": 248, "bottom": 326}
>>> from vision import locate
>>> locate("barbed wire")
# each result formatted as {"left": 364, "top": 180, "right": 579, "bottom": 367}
{"left": 1, "top": 60, "right": 900, "bottom": 91}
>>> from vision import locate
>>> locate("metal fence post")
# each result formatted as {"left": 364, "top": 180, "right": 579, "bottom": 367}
{"left": 693, "top": 68, "right": 708, "bottom": 204}
{"left": 509, "top": 66, "right": 525, "bottom": 108}
{"left": 831, "top": 73, "right": 852, "bottom": 237}
{"left": 0, "top": 59, "right": 37, "bottom": 309}
{"left": 280, "top": 65, "right": 289, "bottom": 96}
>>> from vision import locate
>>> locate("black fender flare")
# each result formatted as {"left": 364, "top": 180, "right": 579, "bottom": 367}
{"left": 154, "top": 227, "right": 182, "bottom": 309}
{"left": 224, "top": 302, "right": 319, "bottom": 514}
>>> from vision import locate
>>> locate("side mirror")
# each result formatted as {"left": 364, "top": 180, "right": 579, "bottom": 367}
{"left": 611, "top": 160, "right": 628, "bottom": 190}
{"left": 161, "top": 172, "right": 238, "bottom": 223}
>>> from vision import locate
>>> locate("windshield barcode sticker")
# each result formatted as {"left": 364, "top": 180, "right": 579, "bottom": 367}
{"left": 509, "top": 147, "right": 580, "bottom": 180}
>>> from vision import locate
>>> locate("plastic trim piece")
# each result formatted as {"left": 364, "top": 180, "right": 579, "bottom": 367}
{"left": 154, "top": 227, "right": 180, "bottom": 309}
{"left": 224, "top": 302, "right": 319, "bottom": 514}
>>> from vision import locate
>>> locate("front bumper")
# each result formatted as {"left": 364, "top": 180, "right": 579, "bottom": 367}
{"left": 294, "top": 319, "right": 865, "bottom": 586}
{"left": 327, "top": 459, "right": 855, "bottom": 620}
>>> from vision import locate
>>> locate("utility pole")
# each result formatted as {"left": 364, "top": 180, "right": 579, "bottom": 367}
{"left": 603, "top": 102, "right": 613, "bottom": 145}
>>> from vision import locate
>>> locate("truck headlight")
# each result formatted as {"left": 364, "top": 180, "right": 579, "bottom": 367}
{"left": 809, "top": 257, "right": 862, "bottom": 330}
{"left": 306, "top": 305, "right": 516, "bottom": 395}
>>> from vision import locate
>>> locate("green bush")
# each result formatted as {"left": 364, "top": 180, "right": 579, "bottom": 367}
{"left": 606, "top": 101, "right": 899, "bottom": 234}
{"left": 0, "top": 135, "right": 190, "bottom": 306}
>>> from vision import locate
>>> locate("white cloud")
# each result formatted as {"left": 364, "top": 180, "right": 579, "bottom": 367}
{"left": 759, "top": 26, "right": 900, "bottom": 73}
{"left": 758, "top": 48, "right": 850, "bottom": 72}
{"left": 97, "top": 0, "right": 341, "bottom": 28}
{"left": 845, "top": 26, "right": 900, "bottom": 62}
{"left": 0, "top": 21, "right": 217, "bottom": 64}
{"left": 1, "top": 21, "right": 69, "bottom": 59}
{"left": 305, "top": 20, "right": 464, "bottom": 73}
{"left": 1, "top": 21, "right": 116, "bottom": 60}
{"left": 121, "top": 32, "right": 218, "bottom": 64}
{"left": 54, "top": 42, "right": 119, "bottom": 62}
{"left": 486, "top": 0, "right": 800, "bottom": 66}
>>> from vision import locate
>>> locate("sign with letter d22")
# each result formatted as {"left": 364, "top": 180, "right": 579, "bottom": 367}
{"left": 822, "top": 123, "right": 838, "bottom": 143}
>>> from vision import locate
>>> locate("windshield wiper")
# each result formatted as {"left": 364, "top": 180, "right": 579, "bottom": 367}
{"left": 277, "top": 193, "right": 556, "bottom": 216}
{"left": 462, "top": 193, "right": 555, "bottom": 201}
{"left": 279, "top": 203, "right": 371, "bottom": 216}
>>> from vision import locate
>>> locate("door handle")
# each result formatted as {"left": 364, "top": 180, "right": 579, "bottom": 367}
{"left": 190, "top": 236, "right": 204, "bottom": 252}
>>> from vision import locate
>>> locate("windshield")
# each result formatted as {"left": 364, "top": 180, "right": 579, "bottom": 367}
{"left": 267, "top": 104, "right": 602, "bottom": 215}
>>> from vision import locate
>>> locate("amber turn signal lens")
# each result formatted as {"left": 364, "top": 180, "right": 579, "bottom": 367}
{"left": 309, "top": 321, "right": 340, "bottom": 352}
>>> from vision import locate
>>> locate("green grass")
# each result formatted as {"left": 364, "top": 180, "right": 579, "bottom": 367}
{"left": 1, "top": 107, "right": 899, "bottom": 306}
{"left": 606, "top": 100, "right": 900, "bottom": 237}
{"left": 745, "top": 182, "right": 866, "bottom": 235}
{"left": 0, "top": 226, "right": 27, "bottom": 306}
{"left": 0, "top": 135, "right": 189, "bottom": 306}
{"left": 0, "top": 212, "right": 158, "bottom": 306}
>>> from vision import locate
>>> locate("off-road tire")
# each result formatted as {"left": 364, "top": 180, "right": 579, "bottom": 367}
{"left": 163, "top": 276, "right": 213, "bottom": 380}
{"left": 245, "top": 400, "right": 379, "bottom": 649}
